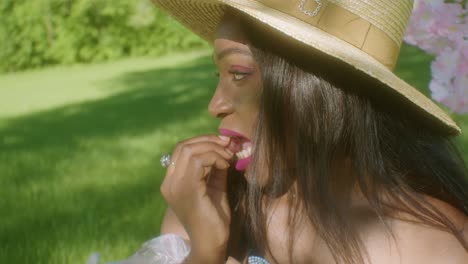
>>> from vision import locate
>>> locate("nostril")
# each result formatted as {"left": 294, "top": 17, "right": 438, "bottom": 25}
{"left": 208, "top": 94, "right": 233, "bottom": 118}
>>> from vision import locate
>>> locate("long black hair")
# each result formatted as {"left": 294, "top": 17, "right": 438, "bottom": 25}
{"left": 225, "top": 10, "right": 468, "bottom": 264}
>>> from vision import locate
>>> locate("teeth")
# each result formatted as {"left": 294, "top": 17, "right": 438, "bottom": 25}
{"left": 236, "top": 146, "right": 252, "bottom": 159}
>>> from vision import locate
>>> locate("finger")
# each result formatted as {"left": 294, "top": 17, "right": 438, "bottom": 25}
{"left": 164, "top": 151, "right": 230, "bottom": 197}
{"left": 206, "top": 168, "right": 229, "bottom": 194}
{"left": 171, "top": 135, "right": 230, "bottom": 167}
{"left": 197, "top": 152, "right": 231, "bottom": 170}
{"left": 163, "top": 145, "right": 231, "bottom": 190}
{"left": 183, "top": 151, "right": 230, "bottom": 182}
{"left": 181, "top": 134, "right": 231, "bottom": 146}
{"left": 167, "top": 140, "right": 233, "bottom": 176}
{"left": 184, "top": 142, "right": 234, "bottom": 160}
{"left": 190, "top": 152, "right": 230, "bottom": 193}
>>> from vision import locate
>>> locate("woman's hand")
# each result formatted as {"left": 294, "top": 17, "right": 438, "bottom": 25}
{"left": 160, "top": 135, "right": 234, "bottom": 263}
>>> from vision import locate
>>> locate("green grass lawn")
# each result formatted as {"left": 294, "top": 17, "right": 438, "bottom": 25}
{"left": 0, "top": 50, "right": 220, "bottom": 264}
{"left": 0, "top": 45, "right": 467, "bottom": 264}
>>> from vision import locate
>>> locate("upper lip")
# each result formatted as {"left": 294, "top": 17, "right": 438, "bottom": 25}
{"left": 218, "top": 128, "right": 251, "bottom": 141}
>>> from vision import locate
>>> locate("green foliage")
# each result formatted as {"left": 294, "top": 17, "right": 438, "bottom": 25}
{"left": 0, "top": 0, "right": 208, "bottom": 72}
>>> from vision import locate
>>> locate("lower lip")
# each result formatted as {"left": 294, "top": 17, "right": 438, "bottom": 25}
{"left": 235, "top": 155, "right": 252, "bottom": 171}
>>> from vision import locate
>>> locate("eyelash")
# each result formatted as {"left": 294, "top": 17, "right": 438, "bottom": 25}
{"left": 215, "top": 71, "right": 249, "bottom": 81}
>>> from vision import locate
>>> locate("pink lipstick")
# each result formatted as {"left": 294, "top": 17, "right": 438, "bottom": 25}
{"left": 219, "top": 128, "right": 253, "bottom": 171}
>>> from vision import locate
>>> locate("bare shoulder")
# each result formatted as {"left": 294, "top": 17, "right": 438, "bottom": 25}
{"left": 363, "top": 196, "right": 468, "bottom": 264}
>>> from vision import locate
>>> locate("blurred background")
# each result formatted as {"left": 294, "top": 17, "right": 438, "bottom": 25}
{"left": 0, "top": 1, "right": 466, "bottom": 263}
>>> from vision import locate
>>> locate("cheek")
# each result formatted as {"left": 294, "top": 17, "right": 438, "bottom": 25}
{"left": 237, "top": 104, "right": 258, "bottom": 126}
{"left": 233, "top": 75, "right": 262, "bottom": 108}
{"left": 237, "top": 102, "right": 260, "bottom": 147}
{"left": 233, "top": 90, "right": 260, "bottom": 126}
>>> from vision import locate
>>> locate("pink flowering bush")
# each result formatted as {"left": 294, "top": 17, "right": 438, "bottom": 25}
{"left": 405, "top": 0, "right": 468, "bottom": 113}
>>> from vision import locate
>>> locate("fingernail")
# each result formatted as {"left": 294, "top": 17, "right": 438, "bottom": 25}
{"left": 226, "top": 149, "right": 234, "bottom": 156}
{"left": 218, "top": 135, "right": 230, "bottom": 142}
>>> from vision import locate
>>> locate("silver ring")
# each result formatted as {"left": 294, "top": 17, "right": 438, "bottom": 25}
{"left": 160, "top": 154, "right": 172, "bottom": 168}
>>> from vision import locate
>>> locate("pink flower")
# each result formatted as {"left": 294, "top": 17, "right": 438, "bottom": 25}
{"left": 406, "top": 0, "right": 468, "bottom": 113}
{"left": 452, "top": 43, "right": 468, "bottom": 113}
{"left": 404, "top": 1, "right": 438, "bottom": 49}
{"left": 430, "top": 3, "right": 467, "bottom": 44}
{"left": 404, "top": 0, "right": 466, "bottom": 54}
{"left": 431, "top": 47, "right": 458, "bottom": 83}
{"left": 429, "top": 43, "right": 468, "bottom": 113}
{"left": 430, "top": 49, "right": 456, "bottom": 103}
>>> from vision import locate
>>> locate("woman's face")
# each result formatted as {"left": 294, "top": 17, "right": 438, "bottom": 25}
{"left": 210, "top": 14, "right": 262, "bottom": 171}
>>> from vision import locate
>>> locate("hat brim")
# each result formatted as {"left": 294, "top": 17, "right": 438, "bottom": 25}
{"left": 152, "top": 0, "right": 461, "bottom": 135}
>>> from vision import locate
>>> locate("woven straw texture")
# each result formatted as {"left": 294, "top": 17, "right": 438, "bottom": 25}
{"left": 328, "top": 0, "right": 413, "bottom": 46}
{"left": 152, "top": 0, "right": 460, "bottom": 135}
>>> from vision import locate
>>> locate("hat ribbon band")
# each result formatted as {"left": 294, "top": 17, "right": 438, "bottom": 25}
{"left": 252, "top": 0, "right": 400, "bottom": 70}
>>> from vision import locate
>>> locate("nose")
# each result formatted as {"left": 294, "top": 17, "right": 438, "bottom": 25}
{"left": 208, "top": 86, "right": 233, "bottom": 118}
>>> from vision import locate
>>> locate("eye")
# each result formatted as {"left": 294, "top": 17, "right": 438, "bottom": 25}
{"left": 233, "top": 73, "right": 246, "bottom": 81}
{"left": 230, "top": 71, "right": 249, "bottom": 81}
{"left": 214, "top": 71, "right": 249, "bottom": 81}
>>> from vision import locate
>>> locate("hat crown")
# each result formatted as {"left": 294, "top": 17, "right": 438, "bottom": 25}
{"left": 253, "top": 0, "right": 414, "bottom": 69}
{"left": 150, "top": 0, "right": 460, "bottom": 134}
{"left": 327, "top": 0, "right": 414, "bottom": 46}
{"left": 256, "top": 0, "right": 414, "bottom": 45}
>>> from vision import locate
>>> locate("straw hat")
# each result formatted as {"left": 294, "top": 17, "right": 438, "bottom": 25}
{"left": 151, "top": 0, "right": 461, "bottom": 135}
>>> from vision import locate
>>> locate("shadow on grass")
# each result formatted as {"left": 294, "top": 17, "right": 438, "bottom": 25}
{"left": 0, "top": 54, "right": 219, "bottom": 263}
{"left": 0, "top": 55, "right": 216, "bottom": 152}
{"left": 0, "top": 55, "right": 216, "bottom": 179}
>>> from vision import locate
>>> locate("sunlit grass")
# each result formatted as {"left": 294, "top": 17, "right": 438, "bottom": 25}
{"left": 0, "top": 50, "right": 219, "bottom": 263}
{"left": 1, "top": 44, "right": 467, "bottom": 264}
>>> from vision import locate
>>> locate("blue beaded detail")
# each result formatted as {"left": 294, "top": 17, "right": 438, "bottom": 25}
{"left": 248, "top": 255, "right": 270, "bottom": 264}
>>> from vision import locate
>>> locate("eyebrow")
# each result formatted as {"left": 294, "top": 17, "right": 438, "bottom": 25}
{"left": 213, "top": 47, "right": 253, "bottom": 63}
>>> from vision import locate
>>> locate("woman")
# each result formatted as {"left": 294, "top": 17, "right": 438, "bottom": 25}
{"left": 125, "top": 0, "right": 468, "bottom": 263}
